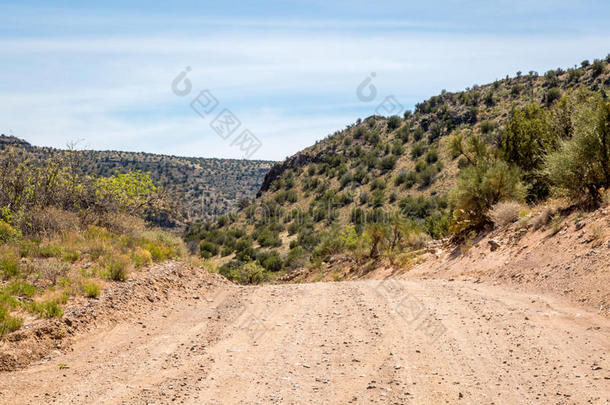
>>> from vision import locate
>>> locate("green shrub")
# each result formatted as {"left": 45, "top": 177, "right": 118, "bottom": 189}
{"left": 397, "top": 127, "right": 410, "bottom": 143}
{"left": 413, "top": 127, "right": 424, "bottom": 141}
{"left": 261, "top": 255, "right": 283, "bottom": 272}
{"left": 0, "top": 307, "right": 23, "bottom": 336}
{"left": 0, "top": 221, "right": 20, "bottom": 244}
{"left": 379, "top": 156, "right": 396, "bottom": 172}
{"left": 62, "top": 249, "right": 80, "bottom": 263}
{"left": 0, "top": 251, "right": 20, "bottom": 279}
{"left": 3, "top": 281, "right": 37, "bottom": 297}
{"left": 480, "top": 121, "right": 495, "bottom": 134}
{"left": 284, "top": 246, "right": 307, "bottom": 269}
{"left": 312, "top": 234, "right": 344, "bottom": 261}
{"left": 450, "top": 160, "right": 526, "bottom": 236}
{"left": 84, "top": 281, "right": 100, "bottom": 298}
{"left": 391, "top": 141, "right": 404, "bottom": 156}
{"left": 387, "top": 116, "right": 402, "bottom": 130}
{"left": 29, "top": 299, "right": 64, "bottom": 318}
{"left": 591, "top": 59, "right": 605, "bottom": 77}
{"left": 132, "top": 247, "right": 153, "bottom": 267}
{"left": 218, "top": 261, "right": 265, "bottom": 285}
{"left": 411, "top": 142, "right": 425, "bottom": 159}
{"left": 502, "top": 104, "right": 556, "bottom": 200}
{"left": 545, "top": 88, "right": 562, "bottom": 105}
{"left": 39, "top": 244, "right": 62, "bottom": 258}
{"left": 544, "top": 99, "right": 610, "bottom": 203}
{"left": 394, "top": 169, "right": 409, "bottom": 186}
{"left": 425, "top": 149, "right": 439, "bottom": 164}
{"left": 417, "top": 166, "right": 436, "bottom": 187}
{"left": 105, "top": 255, "right": 130, "bottom": 281}
{"left": 199, "top": 241, "right": 219, "bottom": 258}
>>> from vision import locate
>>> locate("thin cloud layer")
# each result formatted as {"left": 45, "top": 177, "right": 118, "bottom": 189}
{"left": 1, "top": 2, "right": 609, "bottom": 160}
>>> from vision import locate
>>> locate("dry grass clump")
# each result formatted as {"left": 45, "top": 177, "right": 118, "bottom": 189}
{"left": 489, "top": 201, "right": 527, "bottom": 228}
{"left": 17, "top": 207, "right": 79, "bottom": 237}
{"left": 405, "top": 231, "right": 430, "bottom": 250}
{"left": 532, "top": 206, "right": 557, "bottom": 230}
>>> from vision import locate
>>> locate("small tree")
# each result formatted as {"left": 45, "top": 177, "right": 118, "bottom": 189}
{"left": 544, "top": 99, "right": 610, "bottom": 203}
{"left": 365, "top": 224, "right": 388, "bottom": 258}
{"left": 502, "top": 105, "right": 556, "bottom": 200}
{"left": 449, "top": 160, "right": 526, "bottom": 236}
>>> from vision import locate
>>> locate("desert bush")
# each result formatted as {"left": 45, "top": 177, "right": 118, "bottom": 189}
{"left": 105, "top": 255, "right": 130, "bottom": 281}
{"left": 199, "top": 240, "right": 219, "bottom": 258}
{"left": 0, "top": 148, "right": 167, "bottom": 236}
{"left": 549, "top": 215, "right": 564, "bottom": 235}
{"left": 0, "top": 220, "right": 20, "bottom": 244}
{"left": 132, "top": 247, "right": 153, "bottom": 267}
{"left": 404, "top": 230, "right": 430, "bottom": 250}
{"left": 394, "top": 169, "right": 409, "bottom": 186}
{"left": 0, "top": 307, "right": 23, "bottom": 336}
{"left": 83, "top": 281, "right": 100, "bottom": 298}
{"left": 387, "top": 116, "right": 402, "bottom": 130}
{"left": 545, "top": 88, "right": 562, "bottom": 105}
{"left": 284, "top": 246, "right": 308, "bottom": 269}
{"left": 417, "top": 166, "right": 436, "bottom": 187}
{"left": 0, "top": 250, "right": 20, "bottom": 279}
{"left": 502, "top": 104, "right": 554, "bottom": 174}
{"left": 544, "top": 98, "right": 610, "bottom": 203}
{"left": 489, "top": 201, "right": 526, "bottom": 227}
{"left": 379, "top": 156, "right": 397, "bottom": 172}
{"left": 218, "top": 261, "right": 265, "bottom": 285}
{"left": 96, "top": 213, "right": 146, "bottom": 237}
{"left": 591, "top": 59, "right": 605, "bottom": 77}
{"left": 312, "top": 233, "right": 344, "bottom": 261}
{"left": 480, "top": 120, "right": 495, "bottom": 134}
{"left": 425, "top": 149, "right": 439, "bottom": 164}
{"left": 392, "top": 141, "right": 404, "bottom": 156}
{"left": 411, "top": 142, "right": 425, "bottom": 159}
{"left": 364, "top": 224, "right": 389, "bottom": 258}
{"left": 450, "top": 160, "right": 526, "bottom": 236}
{"left": 18, "top": 207, "right": 79, "bottom": 237}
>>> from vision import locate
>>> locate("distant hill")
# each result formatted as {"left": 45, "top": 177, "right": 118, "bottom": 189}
{"left": 0, "top": 135, "right": 275, "bottom": 222}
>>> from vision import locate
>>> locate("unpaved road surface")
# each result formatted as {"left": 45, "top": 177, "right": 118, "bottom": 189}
{"left": 2, "top": 279, "right": 609, "bottom": 404}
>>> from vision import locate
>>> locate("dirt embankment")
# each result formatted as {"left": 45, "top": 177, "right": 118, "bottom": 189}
{"left": 0, "top": 261, "right": 230, "bottom": 372}
{"left": 406, "top": 207, "right": 610, "bottom": 317}
{"left": 296, "top": 206, "right": 609, "bottom": 318}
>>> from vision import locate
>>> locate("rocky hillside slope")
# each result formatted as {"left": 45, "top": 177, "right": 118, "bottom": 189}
{"left": 187, "top": 56, "right": 610, "bottom": 283}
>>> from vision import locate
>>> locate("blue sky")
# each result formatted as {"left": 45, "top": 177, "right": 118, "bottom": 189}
{"left": 1, "top": 1, "right": 609, "bottom": 160}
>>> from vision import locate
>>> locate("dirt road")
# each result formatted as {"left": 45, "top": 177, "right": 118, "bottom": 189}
{"left": 2, "top": 279, "right": 609, "bottom": 404}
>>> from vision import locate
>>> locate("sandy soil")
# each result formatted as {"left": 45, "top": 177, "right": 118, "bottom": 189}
{"left": 2, "top": 278, "right": 609, "bottom": 404}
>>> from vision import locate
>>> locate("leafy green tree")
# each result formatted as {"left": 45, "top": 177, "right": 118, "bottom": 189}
{"left": 502, "top": 104, "right": 556, "bottom": 199}
{"left": 544, "top": 98, "right": 610, "bottom": 203}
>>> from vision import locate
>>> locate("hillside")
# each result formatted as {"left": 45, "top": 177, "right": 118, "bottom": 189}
{"left": 186, "top": 55, "right": 610, "bottom": 283}
{"left": 0, "top": 136, "right": 274, "bottom": 222}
